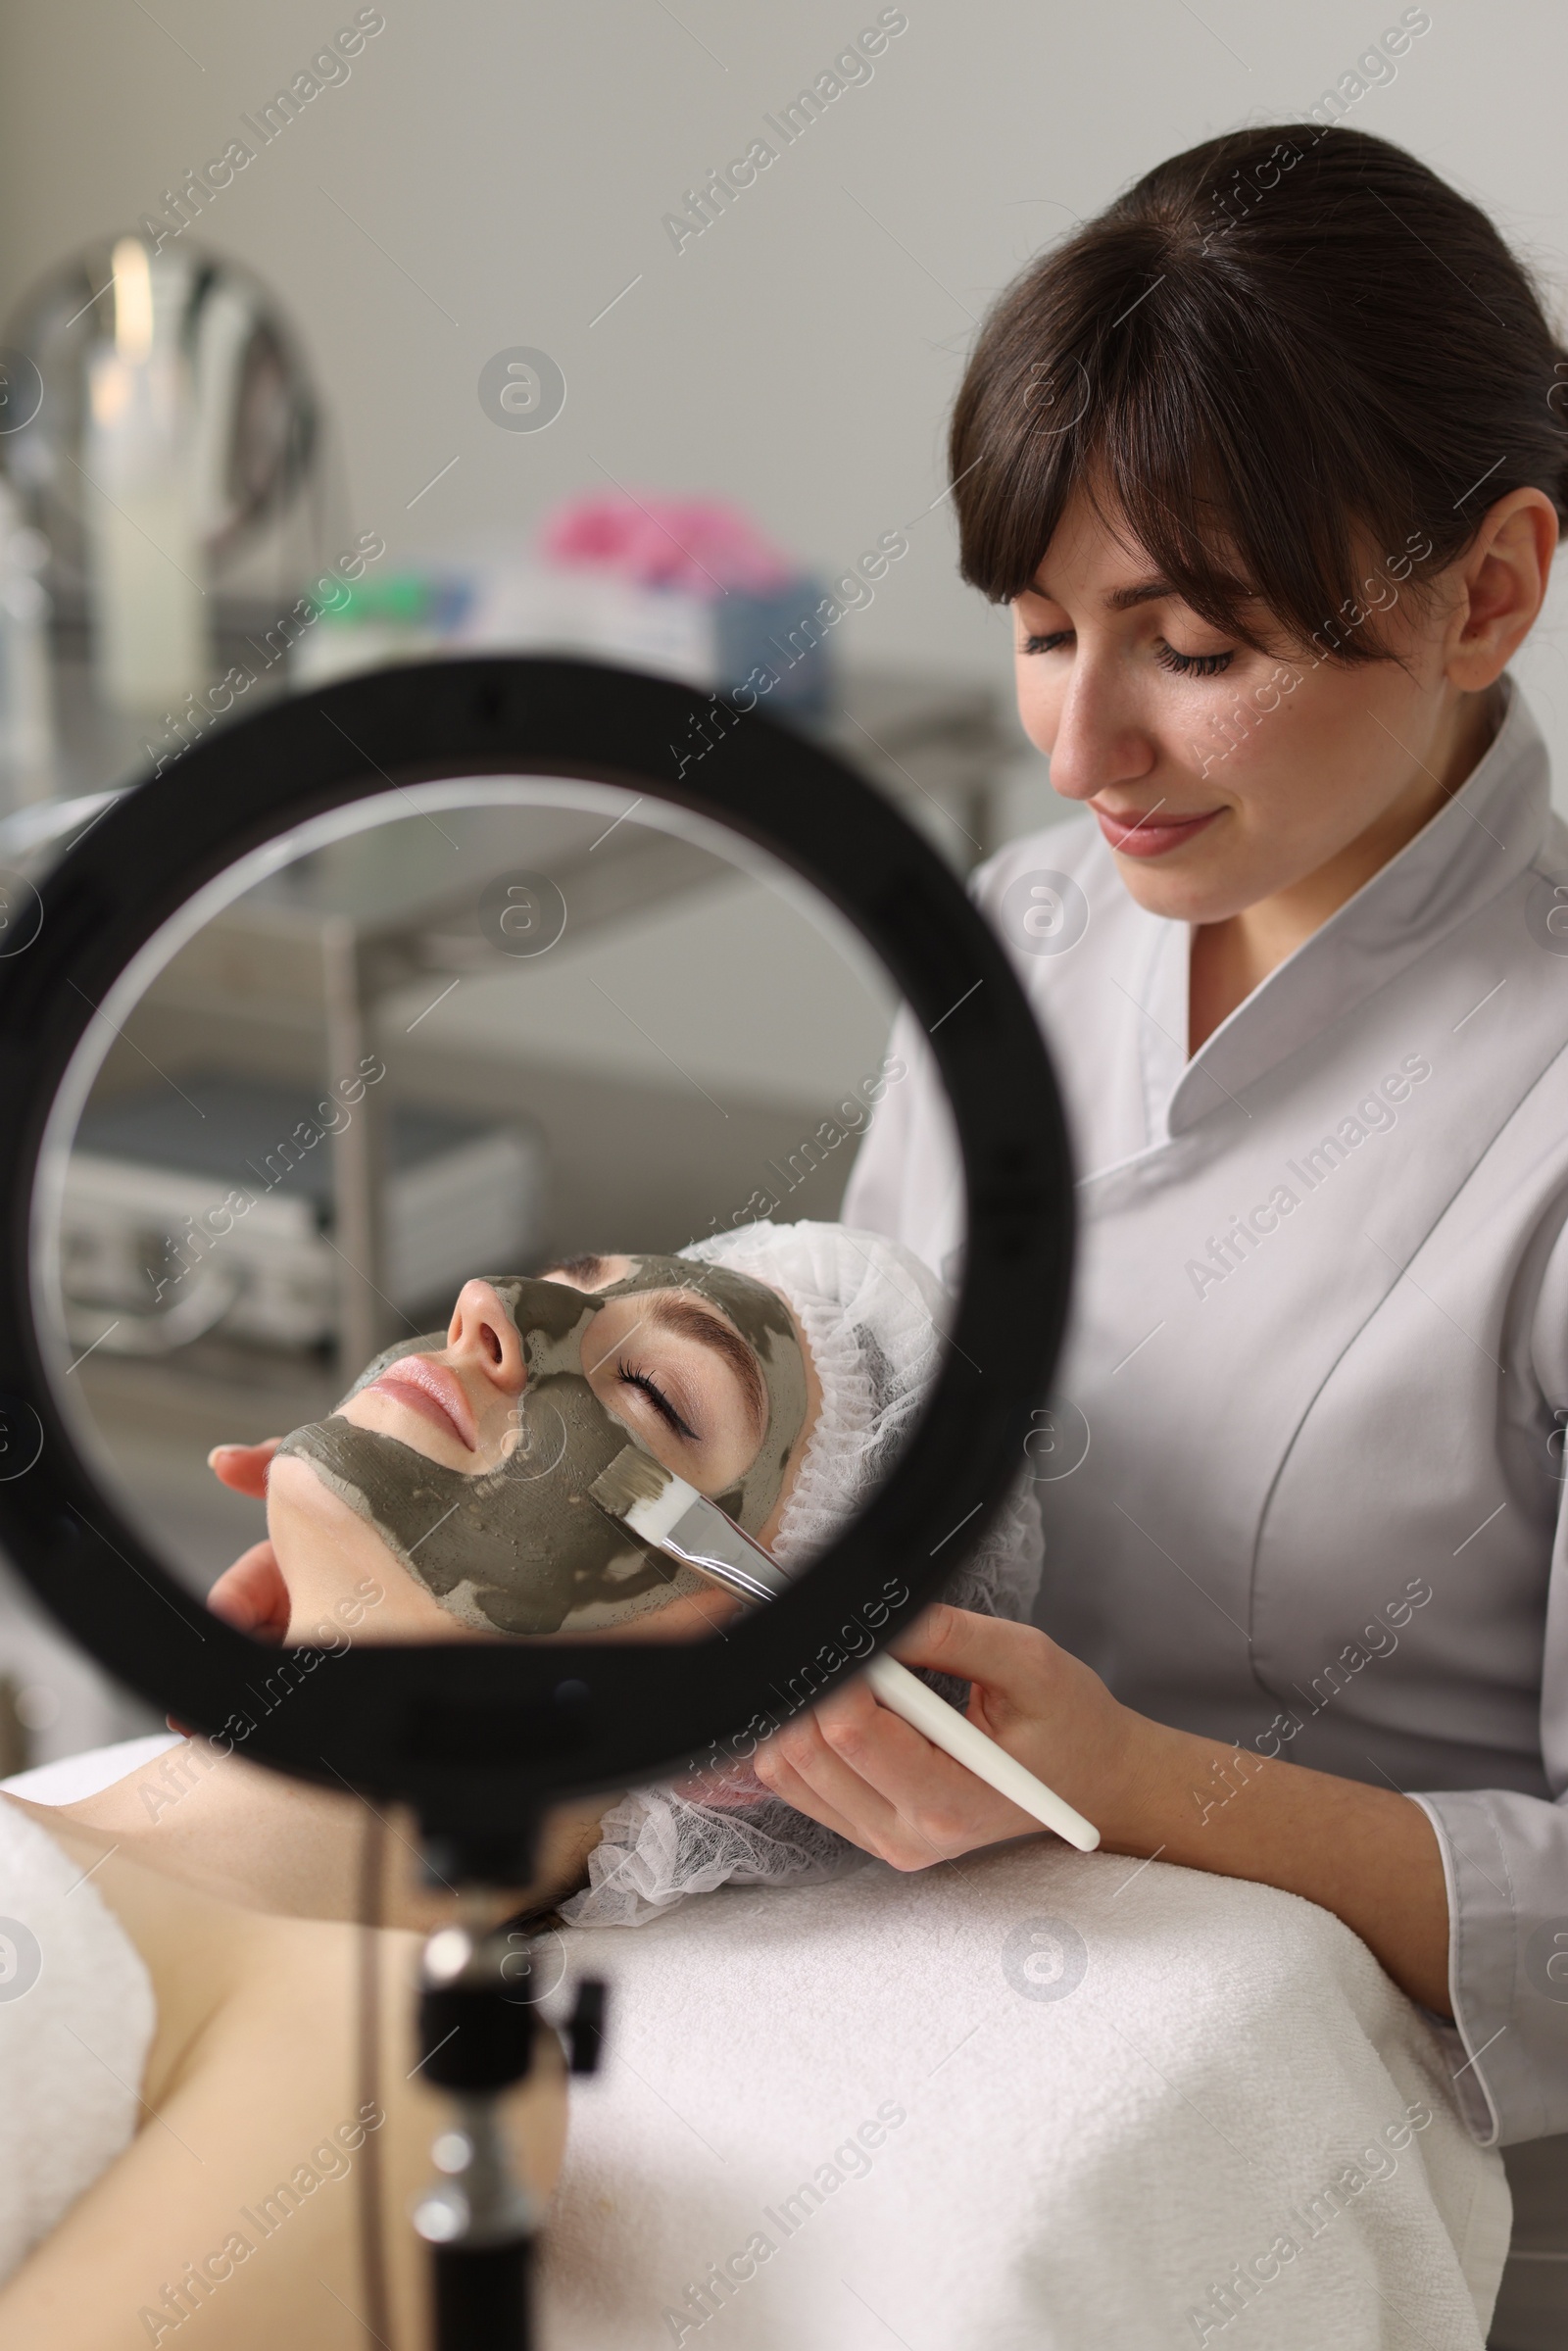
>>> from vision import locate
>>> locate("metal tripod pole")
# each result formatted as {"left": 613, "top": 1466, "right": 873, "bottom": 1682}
{"left": 412, "top": 1877, "right": 606, "bottom": 2351}
{"left": 414, "top": 1924, "right": 539, "bottom": 2351}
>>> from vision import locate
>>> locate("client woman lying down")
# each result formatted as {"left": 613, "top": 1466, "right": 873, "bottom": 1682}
{"left": 0, "top": 1223, "right": 1037, "bottom": 2346}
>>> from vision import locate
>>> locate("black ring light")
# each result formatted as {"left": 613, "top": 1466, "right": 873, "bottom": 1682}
{"left": 0, "top": 656, "right": 1075, "bottom": 1858}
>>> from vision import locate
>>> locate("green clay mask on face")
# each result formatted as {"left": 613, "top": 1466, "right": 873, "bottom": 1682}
{"left": 273, "top": 1254, "right": 809, "bottom": 1636}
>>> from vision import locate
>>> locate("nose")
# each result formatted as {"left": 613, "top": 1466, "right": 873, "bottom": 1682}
{"left": 446, "top": 1279, "right": 526, "bottom": 1396}
{"left": 1034, "top": 650, "right": 1158, "bottom": 806}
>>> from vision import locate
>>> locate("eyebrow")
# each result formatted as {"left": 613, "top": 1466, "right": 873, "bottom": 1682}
{"left": 642, "top": 1296, "right": 767, "bottom": 1437}
{"left": 543, "top": 1251, "right": 607, "bottom": 1283}
{"left": 1103, "top": 576, "right": 1182, "bottom": 612}
{"left": 1023, "top": 573, "right": 1181, "bottom": 612}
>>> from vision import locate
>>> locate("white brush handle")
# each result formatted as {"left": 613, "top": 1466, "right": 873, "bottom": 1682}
{"left": 863, "top": 1653, "right": 1100, "bottom": 1852}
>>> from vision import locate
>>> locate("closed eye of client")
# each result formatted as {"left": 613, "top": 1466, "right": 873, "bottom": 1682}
{"left": 616, "top": 1361, "right": 700, "bottom": 1443}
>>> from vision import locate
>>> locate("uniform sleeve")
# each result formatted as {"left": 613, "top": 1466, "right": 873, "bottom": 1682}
{"left": 1408, "top": 1213, "right": 1568, "bottom": 2147}
{"left": 1408, "top": 1783, "right": 1568, "bottom": 2145}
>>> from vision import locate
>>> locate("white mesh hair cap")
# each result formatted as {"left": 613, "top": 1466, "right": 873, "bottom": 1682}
{"left": 561, "top": 1219, "right": 1045, "bottom": 1929}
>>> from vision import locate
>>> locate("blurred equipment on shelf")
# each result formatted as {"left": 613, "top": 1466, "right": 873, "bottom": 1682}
{"left": 0, "top": 234, "right": 322, "bottom": 715}
{"left": 63, "top": 1075, "right": 544, "bottom": 1355}
{"left": 292, "top": 488, "right": 833, "bottom": 712}
{"left": 0, "top": 297, "right": 1014, "bottom": 863}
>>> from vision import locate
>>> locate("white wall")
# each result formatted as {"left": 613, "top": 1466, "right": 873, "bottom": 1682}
{"left": 4, "top": 0, "right": 1567, "bottom": 806}
{"left": 381, "top": 868, "right": 897, "bottom": 1102}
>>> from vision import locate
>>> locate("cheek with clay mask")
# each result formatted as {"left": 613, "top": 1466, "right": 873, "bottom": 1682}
{"left": 272, "top": 1255, "right": 808, "bottom": 1636}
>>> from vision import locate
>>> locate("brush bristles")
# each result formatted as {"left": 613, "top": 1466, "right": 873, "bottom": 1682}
{"left": 589, "top": 1445, "right": 675, "bottom": 1515}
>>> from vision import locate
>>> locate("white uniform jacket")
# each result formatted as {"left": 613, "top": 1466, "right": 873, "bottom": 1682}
{"left": 843, "top": 677, "right": 1568, "bottom": 2154}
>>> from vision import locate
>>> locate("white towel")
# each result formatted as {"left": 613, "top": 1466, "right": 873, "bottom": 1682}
{"left": 3, "top": 1731, "right": 182, "bottom": 1807}
{"left": 541, "top": 1842, "right": 1511, "bottom": 2350}
{"left": 0, "top": 1800, "right": 156, "bottom": 2284}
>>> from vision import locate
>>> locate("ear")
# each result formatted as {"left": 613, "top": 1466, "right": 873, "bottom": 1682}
{"left": 1444, "top": 486, "right": 1559, "bottom": 692}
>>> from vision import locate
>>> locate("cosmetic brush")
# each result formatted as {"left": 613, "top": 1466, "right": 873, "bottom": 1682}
{"left": 588, "top": 1445, "right": 1100, "bottom": 1852}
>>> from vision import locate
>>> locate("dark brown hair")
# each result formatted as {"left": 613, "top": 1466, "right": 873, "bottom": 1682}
{"left": 949, "top": 124, "right": 1568, "bottom": 661}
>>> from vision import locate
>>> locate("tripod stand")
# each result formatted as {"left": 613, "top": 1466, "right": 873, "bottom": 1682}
{"left": 412, "top": 1824, "right": 605, "bottom": 2351}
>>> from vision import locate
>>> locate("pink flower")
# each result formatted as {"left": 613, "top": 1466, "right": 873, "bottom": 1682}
{"left": 537, "top": 490, "right": 794, "bottom": 598}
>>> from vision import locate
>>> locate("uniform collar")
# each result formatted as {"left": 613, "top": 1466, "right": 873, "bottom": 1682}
{"left": 1148, "top": 677, "right": 1552, "bottom": 1137}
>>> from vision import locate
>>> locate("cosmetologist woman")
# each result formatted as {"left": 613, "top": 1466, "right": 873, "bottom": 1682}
{"left": 757, "top": 124, "right": 1568, "bottom": 2348}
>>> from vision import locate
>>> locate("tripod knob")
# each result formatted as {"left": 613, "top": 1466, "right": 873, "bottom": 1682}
{"left": 566, "top": 1976, "right": 608, "bottom": 2076}
{"left": 419, "top": 1928, "right": 537, "bottom": 2091}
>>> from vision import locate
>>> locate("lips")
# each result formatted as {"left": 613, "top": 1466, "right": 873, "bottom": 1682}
{"left": 365, "top": 1355, "right": 476, "bottom": 1451}
{"left": 1093, "top": 804, "right": 1222, "bottom": 859}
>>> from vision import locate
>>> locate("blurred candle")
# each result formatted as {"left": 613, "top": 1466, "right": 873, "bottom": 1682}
{"left": 84, "top": 238, "right": 207, "bottom": 712}
{"left": 0, "top": 478, "right": 55, "bottom": 805}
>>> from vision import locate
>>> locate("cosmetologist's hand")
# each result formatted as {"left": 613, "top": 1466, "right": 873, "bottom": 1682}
{"left": 753, "top": 1604, "right": 1148, "bottom": 1868}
